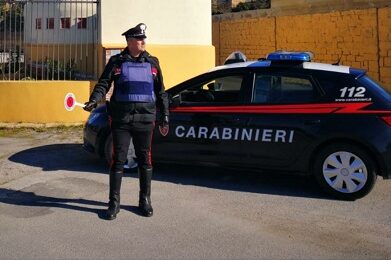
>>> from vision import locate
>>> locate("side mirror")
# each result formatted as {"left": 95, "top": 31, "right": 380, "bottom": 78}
{"left": 206, "top": 82, "right": 215, "bottom": 91}
{"left": 224, "top": 51, "right": 247, "bottom": 65}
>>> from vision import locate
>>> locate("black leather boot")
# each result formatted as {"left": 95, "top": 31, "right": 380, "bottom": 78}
{"left": 139, "top": 167, "right": 153, "bottom": 217}
{"left": 106, "top": 171, "right": 122, "bottom": 220}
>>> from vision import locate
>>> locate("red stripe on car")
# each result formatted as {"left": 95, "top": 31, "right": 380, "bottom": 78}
{"left": 170, "top": 102, "right": 391, "bottom": 114}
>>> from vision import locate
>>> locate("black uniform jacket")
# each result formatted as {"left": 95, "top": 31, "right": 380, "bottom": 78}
{"left": 89, "top": 48, "right": 169, "bottom": 123}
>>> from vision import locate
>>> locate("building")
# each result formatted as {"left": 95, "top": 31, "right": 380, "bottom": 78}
{"left": 21, "top": 0, "right": 214, "bottom": 87}
{"left": 23, "top": 0, "right": 98, "bottom": 79}
{"left": 0, "top": 0, "right": 215, "bottom": 124}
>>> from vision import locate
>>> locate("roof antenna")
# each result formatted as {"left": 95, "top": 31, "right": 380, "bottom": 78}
{"left": 332, "top": 52, "right": 343, "bottom": 65}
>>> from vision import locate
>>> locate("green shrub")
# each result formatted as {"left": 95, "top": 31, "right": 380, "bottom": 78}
{"left": 232, "top": 0, "right": 270, "bottom": 12}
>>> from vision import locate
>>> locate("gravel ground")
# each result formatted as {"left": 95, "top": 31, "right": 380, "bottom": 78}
{"left": 0, "top": 126, "right": 83, "bottom": 185}
{"left": 0, "top": 126, "right": 390, "bottom": 260}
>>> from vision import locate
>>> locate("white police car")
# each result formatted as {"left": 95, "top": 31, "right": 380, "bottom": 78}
{"left": 84, "top": 51, "right": 391, "bottom": 200}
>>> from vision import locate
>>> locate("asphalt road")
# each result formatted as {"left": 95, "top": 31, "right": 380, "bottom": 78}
{"left": 0, "top": 128, "right": 390, "bottom": 259}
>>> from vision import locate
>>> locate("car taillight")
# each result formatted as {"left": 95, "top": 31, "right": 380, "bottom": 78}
{"left": 380, "top": 116, "right": 391, "bottom": 126}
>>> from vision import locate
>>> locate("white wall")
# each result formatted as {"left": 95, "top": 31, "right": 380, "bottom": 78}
{"left": 100, "top": 0, "right": 211, "bottom": 45}
{"left": 24, "top": 1, "right": 97, "bottom": 44}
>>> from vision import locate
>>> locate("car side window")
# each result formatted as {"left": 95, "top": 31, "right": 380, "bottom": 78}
{"left": 177, "top": 75, "right": 244, "bottom": 104}
{"left": 313, "top": 71, "right": 378, "bottom": 102}
{"left": 253, "top": 74, "right": 317, "bottom": 104}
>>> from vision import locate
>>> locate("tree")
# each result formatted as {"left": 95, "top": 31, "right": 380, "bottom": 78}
{"left": 232, "top": 0, "right": 270, "bottom": 12}
{"left": 212, "top": 0, "right": 231, "bottom": 15}
{"left": 0, "top": 1, "right": 24, "bottom": 32}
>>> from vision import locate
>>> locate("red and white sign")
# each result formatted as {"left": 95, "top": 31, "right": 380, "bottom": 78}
{"left": 64, "top": 93, "right": 85, "bottom": 111}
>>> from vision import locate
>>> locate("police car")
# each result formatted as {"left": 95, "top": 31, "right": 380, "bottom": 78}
{"left": 83, "top": 51, "right": 391, "bottom": 200}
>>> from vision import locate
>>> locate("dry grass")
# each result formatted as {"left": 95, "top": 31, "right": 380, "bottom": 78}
{"left": 0, "top": 125, "right": 84, "bottom": 138}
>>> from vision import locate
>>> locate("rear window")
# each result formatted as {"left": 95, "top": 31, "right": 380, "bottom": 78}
{"left": 358, "top": 76, "right": 391, "bottom": 102}
{"left": 313, "top": 71, "right": 372, "bottom": 102}
{"left": 314, "top": 70, "right": 391, "bottom": 103}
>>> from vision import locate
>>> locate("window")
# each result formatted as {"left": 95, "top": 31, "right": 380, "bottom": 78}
{"left": 313, "top": 71, "right": 377, "bottom": 102}
{"left": 175, "top": 75, "right": 244, "bottom": 104}
{"left": 46, "top": 18, "right": 54, "bottom": 29}
{"left": 60, "top": 17, "right": 71, "bottom": 29}
{"left": 253, "top": 74, "right": 317, "bottom": 104}
{"left": 77, "top": 18, "right": 87, "bottom": 29}
{"left": 35, "top": 18, "right": 41, "bottom": 29}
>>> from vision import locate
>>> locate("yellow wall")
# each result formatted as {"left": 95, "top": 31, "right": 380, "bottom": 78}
{"left": 213, "top": 6, "right": 391, "bottom": 90}
{"left": 0, "top": 81, "right": 93, "bottom": 124}
{"left": 141, "top": 45, "right": 215, "bottom": 88}
{"left": 379, "top": 7, "right": 391, "bottom": 87}
{"left": 215, "top": 17, "right": 276, "bottom": 65}
{"left": 276, "top": 9, "right": 379, "bottom": 80}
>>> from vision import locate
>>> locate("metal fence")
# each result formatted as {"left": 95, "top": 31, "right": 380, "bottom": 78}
{"left": 0, "top": 0, "right": 99, "bottom": 80}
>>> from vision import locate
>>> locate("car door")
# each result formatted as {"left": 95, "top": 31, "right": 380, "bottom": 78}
{"left": 242, "top": 70, "right": 323, "bottom": 171}
{"left": 153, "top": 71, "right": 252, "bottom": 166}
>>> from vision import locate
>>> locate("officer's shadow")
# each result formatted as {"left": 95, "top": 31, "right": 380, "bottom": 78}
{"left": 0, "top": 188, "right": 141, "bottom": 219}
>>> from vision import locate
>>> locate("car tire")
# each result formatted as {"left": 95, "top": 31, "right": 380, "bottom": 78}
{"left": 313, "top": 143, "right": 377, "bottom": 200}
{"left": 104, "top": 133, "right": 138, "bottom": 171}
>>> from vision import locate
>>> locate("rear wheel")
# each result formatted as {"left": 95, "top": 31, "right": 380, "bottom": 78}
{"left": 313, "top": 143, "right": 377, "bottom": 200}
{"left": 104, "top": 133, "right": 138, "bottom": 171}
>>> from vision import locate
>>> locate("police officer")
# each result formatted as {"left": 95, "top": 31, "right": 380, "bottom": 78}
{"left": 84, "top": 23, "right": 169, "bottom": 219}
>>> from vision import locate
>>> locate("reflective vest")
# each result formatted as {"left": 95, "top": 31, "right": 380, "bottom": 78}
{"left": 115, "top": 61, "right": 155, "bottom": 102}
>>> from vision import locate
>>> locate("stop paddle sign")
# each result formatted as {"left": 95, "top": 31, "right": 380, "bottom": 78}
{"left": 64, "top": 93, "right": 85, "bottom": 111}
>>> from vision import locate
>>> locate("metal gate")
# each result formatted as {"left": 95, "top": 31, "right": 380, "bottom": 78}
{"left": 0, "top": 0, "right": 99, "bottom": 80}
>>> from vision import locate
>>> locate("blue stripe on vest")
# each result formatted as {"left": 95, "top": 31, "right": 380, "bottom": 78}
{"left": 115, "top": 62, "right": 155, "bottom": 102}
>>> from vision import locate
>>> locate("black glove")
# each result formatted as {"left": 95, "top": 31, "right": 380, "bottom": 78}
{"left": 160, "top": 115, "right": 169, "bottom": 126}
{"left": 83, "top": 100, "right": 97, "bottom": 112}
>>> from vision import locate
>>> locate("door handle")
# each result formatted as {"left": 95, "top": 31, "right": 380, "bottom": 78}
{"left": 304, "top": 119, "right": 321, "bottom": 125}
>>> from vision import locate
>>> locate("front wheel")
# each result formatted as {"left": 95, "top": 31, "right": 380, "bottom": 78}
{"left": 313, "top": 143, "right": 377, "bottom": 200}
{"left": 104, "top": 133, "right": 138, "bottom": 171}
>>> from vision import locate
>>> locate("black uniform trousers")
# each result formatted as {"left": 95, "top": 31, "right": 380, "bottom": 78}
{"left": 110, "top": 121, "right": 154, "bottom": 173}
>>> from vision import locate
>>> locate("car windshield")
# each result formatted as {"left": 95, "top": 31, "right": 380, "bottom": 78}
{"left": 358, "top": 75, "right": 391, "bottom": 102}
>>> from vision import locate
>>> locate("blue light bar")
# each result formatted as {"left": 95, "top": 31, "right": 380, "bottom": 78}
{"left": 247, "top": 60, "right": 271, "bottom": 67}
{"left": 267, "top": 51, "right": 313, "bottom": 62}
